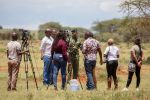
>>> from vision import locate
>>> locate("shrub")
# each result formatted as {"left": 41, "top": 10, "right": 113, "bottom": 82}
{"left": 146, "top": 57, "right": 150, "bottom": 64}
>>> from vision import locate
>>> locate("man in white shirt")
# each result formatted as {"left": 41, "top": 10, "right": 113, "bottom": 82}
{"left": 40, "top": 29, "right": 54, "bottom": 86}
{"left": 104, "top": 38, "right": 119, "bottom": 90}
{"left": 7, "top": 32, "right": 21, "bottom": 91}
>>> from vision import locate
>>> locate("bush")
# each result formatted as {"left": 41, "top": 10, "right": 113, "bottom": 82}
{"left": 97, "top": 32, "right": 123, "bottom": 43}
{"left": 38, "top": 31, "right": 44, "bottom": 40}
{"left": 146, "top": 57, "right": 150, "bottom": 64}
{"left": 0, "top": 29, "right": 12, "bottom": 40}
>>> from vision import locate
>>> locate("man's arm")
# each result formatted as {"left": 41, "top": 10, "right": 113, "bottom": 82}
{"left": 117, "top": 55, "right": 119, "bottom": 58}
{"left": 7, "top": 50, "right": 9, "bottom": 58}
{"left": 141, "top": 51, "right": 144, "bottom": 61}
{"left": 40, "top": 39, "right": 46, "bottom": 60}
{"left": 98, "top": 48, "right": 103, "bottom": 65}
{"left": 40, "top": 50, "right": 44, "bottom": 60}
{"left": 117, "top": 48, "right": 119, "bottom": 58}
{"left": 62, "top": 41, "right": 70, "bottom": 63}
{"left": 103, "top": 47, "right": 109, "bottom": 63}
{"left": 82, "top": 41, "right": 86, "bottom": 54}
{"left": 18, "top": 50, "right": 29, "bottom": 55}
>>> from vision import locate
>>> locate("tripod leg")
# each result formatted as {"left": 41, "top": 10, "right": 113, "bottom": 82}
{"left": 67, "top": 64, "right": 72, "bottom": 84}
{"left": 78, "top": 74, "right": 83, "bottom": 90}
{"left": 21, "top": 40, "right": 38, "bottom": 90}
{"left": 25, "top": 62, "right": 29, "bottom": 90}
{"left": 28, "top": 53, "right": 38, "bottom": 90}
{"left": 24, "top": 54, "right": 29, "bottom": 90}
{"left": 22, "top": 42, "right": 29, "bottom": 90}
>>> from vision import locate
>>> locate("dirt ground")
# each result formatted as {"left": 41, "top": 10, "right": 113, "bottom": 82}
{"left": 1, "top": 65, "right": 149, "bottom": 83}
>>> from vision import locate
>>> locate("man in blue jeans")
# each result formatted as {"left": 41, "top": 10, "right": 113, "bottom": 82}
{"left": 82, "top": 32, "right": 103, "bottom": 90}
{"left": 40, "top": 29, "right": 54, "bottom": 86}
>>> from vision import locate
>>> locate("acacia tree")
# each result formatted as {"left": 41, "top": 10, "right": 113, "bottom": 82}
{"left": 120, "top": 0, "right": 150, "bottom": 42}
{"left": 121, "top": 0, "right": 150, "bottom": 17}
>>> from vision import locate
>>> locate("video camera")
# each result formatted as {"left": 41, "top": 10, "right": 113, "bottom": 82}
{"left": 21, "top": 29, "right": 30, "bottom": 41}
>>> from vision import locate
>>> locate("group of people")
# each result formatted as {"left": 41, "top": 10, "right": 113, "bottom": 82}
{"left": 6, "top": 29, "right": 143, "bottom": 92}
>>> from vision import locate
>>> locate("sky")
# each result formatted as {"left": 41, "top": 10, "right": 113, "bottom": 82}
{"left": 0, "top": 0, "right": 125, "bottom": 30}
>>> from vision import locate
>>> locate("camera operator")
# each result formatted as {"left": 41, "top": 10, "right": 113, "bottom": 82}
{"left": 6, "top": 32, "right": 26, "bottom": 91}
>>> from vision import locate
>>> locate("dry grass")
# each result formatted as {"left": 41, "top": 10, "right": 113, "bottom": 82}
{"left": 0, "top": 40, "right": 150, "bottom": 100}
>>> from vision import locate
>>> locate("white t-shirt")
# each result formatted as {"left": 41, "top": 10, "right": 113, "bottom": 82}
{"left": 40, "top": 36, "right": 54, "bottom": 57}
{"left": 104, "top": 45, "right": 119, "bottom": 61}
{"left": 7, "top": 41, "right": 21, "bottom": 60}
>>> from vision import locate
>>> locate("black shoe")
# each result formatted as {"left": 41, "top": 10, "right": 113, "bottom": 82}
{"left": 87, "top": 87, "right": 96, "bottom": 91}
{"left": 43, "top": 82, "right": 49, "bottom": 86}
{"left": 61, "top": 87, "right": 65, "bottom": 90}
{"left": 54, "top": 87, "right": 58, "bottom": 91}
{"left": 12, "top": 88, "right": 17, "bottom": 91}
{"left": 43, "top": 82, "right": 46, "bottom": 86}
{"left": 49, "top": 82, "right": 53, "bottom": 85}
{"left": 67, "top": 81, "right": 70, "bottom": 84}
{"left": 7, "top": 88, "right": 11, "bottom": 91}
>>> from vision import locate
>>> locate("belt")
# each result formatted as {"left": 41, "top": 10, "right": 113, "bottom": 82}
{"left": 8, "top": 58, "right": 17, "bottom": 60}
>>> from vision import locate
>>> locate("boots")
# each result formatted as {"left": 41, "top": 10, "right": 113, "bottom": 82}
{"left": 114, "top": 79, "right": 118, "bottom": 90}
{"left": 107, "top": 77, "right": 112, "bottom": 90}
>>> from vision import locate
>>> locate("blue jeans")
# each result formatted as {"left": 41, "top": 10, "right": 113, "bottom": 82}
{"left": 53, "top": 53, "right": 67, "bottom": 89}
{"left": 84, "top": 59, "right": 96, "bottom": 90}
{"left": 43, "top": 56, "right": 53, "bottom": 85}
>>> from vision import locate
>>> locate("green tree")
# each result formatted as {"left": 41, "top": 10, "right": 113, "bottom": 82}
{"left": 120, "top": 0, "right": 150, "bottom": 42}
{"left": 92, "top": 19, "right": 122, "bottom": 33}
{"left": 39, "top": 22, "right": 62, "bottom": 31}
{"left": 38, "top": 22, "right": 62, "bottom": 39}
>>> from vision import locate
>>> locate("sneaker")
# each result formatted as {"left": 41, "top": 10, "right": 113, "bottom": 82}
{"left": 136, "top": 88, "right": 140, "bottom": 92}
{"left": 122, "top": 87, "right": 128, "bottom": 92}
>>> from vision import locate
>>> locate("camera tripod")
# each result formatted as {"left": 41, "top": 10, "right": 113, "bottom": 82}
{"left": 21, "top": 38, "right": 38, "bottom": 90}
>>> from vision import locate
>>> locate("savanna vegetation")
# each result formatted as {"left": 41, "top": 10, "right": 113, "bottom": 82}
{"left": 0, "top": 40, "right": 150, "bottom": 100}
{"left": 0, "top": 0, "right": 150, "bottom": 100}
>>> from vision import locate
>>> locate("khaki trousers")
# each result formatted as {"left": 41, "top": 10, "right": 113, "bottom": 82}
{"left": 7, "top": 60, "right": 19, "bottom": 90}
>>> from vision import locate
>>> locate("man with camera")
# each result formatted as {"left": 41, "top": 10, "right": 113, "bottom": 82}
{"left": 7, "top": 32, "right": 23, "bottom": 91}
{"left": 40, "top": 29, "right": 54, "bottom": 86}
